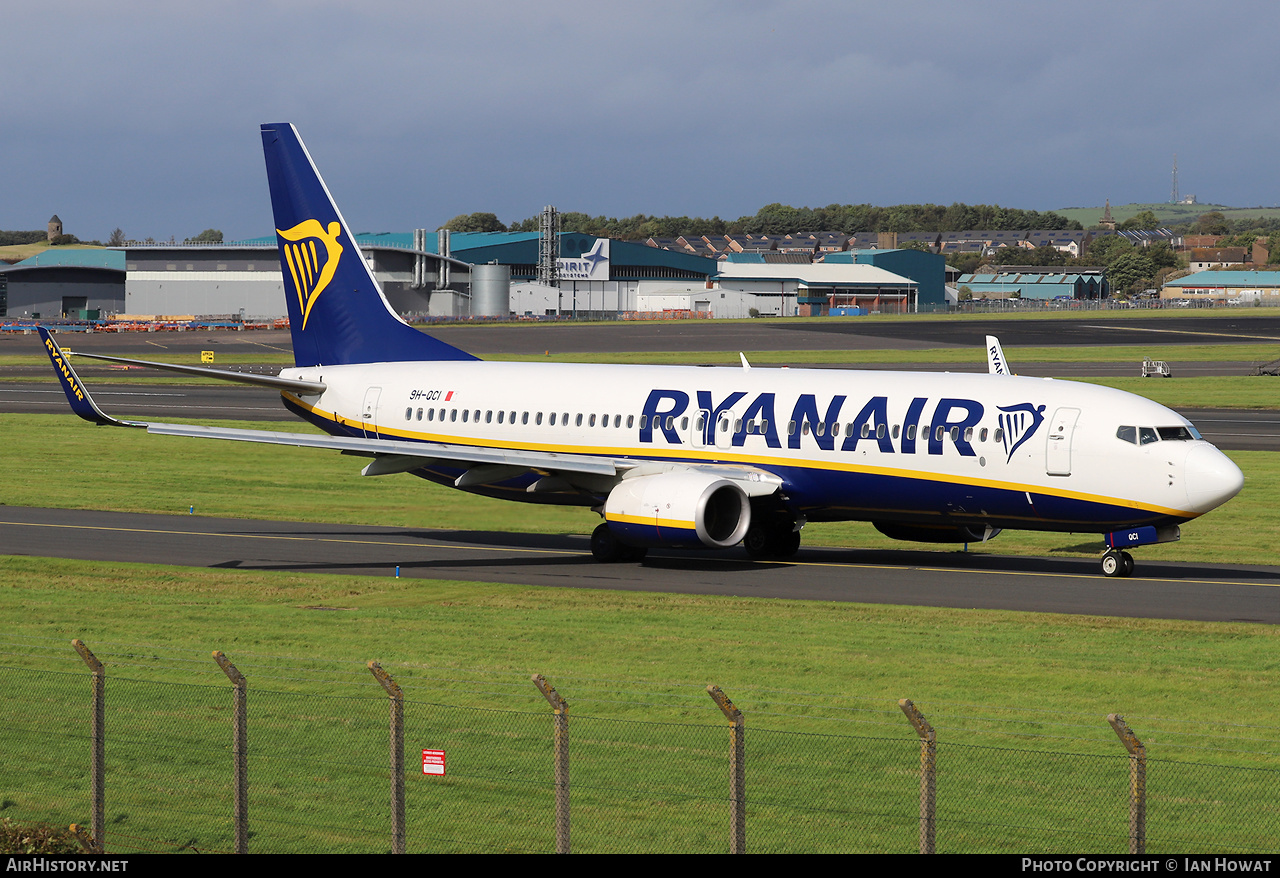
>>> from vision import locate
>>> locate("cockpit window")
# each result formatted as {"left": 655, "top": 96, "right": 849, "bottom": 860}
{"left": 1119, "top": 424, "right": 1202, "bottom": 444}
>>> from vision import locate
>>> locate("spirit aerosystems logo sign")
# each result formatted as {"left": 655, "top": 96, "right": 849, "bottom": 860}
{"left": 557, "top": 239, "right": 609, "bottom": 281}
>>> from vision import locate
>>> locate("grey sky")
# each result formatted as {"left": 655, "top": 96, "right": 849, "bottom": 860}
{"left": 6, "top": 1, "right": 1278, "bottom": 242}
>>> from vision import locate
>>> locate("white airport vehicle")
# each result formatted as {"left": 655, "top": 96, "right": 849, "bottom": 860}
{"left": 40, "top": 124, "right": 1245, "bottom": 577}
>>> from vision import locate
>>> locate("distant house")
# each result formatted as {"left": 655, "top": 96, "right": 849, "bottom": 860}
{"left": 1188, "top": 247, "right": 1248, "bottom": 271}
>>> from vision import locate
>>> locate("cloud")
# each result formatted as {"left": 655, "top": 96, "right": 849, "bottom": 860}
{"left": 5, "top": 0, "right": 1280, "bottom": 241}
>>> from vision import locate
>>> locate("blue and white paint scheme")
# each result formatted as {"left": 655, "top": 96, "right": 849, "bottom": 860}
{"left": 41, "top": 123, "right": 1245, "bottom": 577}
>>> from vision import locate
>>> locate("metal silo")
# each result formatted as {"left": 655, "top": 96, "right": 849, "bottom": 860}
{"left": 470, "top": 263, "right": 511, "bottom": 317}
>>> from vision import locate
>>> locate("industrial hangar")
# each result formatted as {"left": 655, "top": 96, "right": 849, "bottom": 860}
{"left": 1, "top": 230, "right": 947, "bottom": 321}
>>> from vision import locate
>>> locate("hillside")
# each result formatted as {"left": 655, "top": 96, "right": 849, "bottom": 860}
{"left": 0, "top": 242, "right": 105, "bottom": 263}
{"left": 1056, "top": 203, "right": 1280, "bottom": 228}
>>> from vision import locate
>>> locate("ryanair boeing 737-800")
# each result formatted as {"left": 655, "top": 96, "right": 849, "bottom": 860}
{"left": 41, "top": 123, "right": 1245, "bottom": 577}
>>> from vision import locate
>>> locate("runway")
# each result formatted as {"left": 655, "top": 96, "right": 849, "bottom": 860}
{"left": 3, "top": 506, "right": 1279, "bottom": 624}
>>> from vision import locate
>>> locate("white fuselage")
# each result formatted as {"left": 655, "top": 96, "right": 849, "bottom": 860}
{"left": 277, "top": 360, "right": 1243, "bottom": 534}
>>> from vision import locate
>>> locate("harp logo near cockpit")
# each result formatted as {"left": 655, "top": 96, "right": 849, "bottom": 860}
{"left": 997, "top": 402, "right": 1047, "bottom": 462}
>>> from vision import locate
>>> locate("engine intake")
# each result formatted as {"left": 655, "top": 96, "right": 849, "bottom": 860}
{"left": 604, "top": 472, "right": 751, "bottom": 549}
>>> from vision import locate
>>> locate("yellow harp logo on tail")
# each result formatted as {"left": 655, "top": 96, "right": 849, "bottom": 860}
{"left": 277, "top": 220, "right": 343, "bottom": 330}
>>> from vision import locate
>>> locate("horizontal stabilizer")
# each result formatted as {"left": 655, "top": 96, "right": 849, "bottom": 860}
{"left": 60, "top": 350, "right": 326, "bottom": 394}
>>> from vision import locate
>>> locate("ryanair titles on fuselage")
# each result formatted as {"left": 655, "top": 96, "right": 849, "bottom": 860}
{"left": 637, "top": 388, "right": 1044, "bottom": 462}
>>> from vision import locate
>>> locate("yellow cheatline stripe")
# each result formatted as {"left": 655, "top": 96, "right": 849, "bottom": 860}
{"left": 605, "top": 512, "right": 696, "bottom": 529}
{"left": 0, "top": 518, "right": 1274, "bottom": 590}
{"left": 280, "top": 394, "right": 1197, "bottom": 519}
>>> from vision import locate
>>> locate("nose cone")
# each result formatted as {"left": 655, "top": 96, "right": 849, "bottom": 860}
{"left": 1185, "top": 445, "right": 1244, "bottom": 514}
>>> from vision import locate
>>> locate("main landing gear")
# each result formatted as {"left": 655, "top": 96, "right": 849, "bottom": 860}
{"left": 1101, "top": 549, "right": 1135, "bottom": 578}
{"left": 590, "top": 523, "right": 648, "bottom": 563}
{"left": 743, "top": 517, "right": 801, "bottom": 561}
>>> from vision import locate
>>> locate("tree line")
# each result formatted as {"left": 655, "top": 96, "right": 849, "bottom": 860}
{"left": 441, "top": 202, "right": 1084, "bottom": 239}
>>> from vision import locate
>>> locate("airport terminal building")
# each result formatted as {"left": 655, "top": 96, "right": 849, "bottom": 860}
{"left": 2, "top": 232, "right": 946, "bottom": 320}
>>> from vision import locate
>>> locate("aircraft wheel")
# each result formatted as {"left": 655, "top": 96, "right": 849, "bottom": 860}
{"left": 1101, "top": 550, "right": 1123, "bottom": 577}
{"left": 590, "top": 523, "right": 625, "bottom": 563}
{"left": 1120, "top": 551, "right": 1135, "bottom": 577}
{"left": 743, "top": 523, "right": 778, "bottom": 560}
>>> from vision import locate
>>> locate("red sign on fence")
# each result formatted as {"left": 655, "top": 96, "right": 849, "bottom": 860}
{"left": 422, "top": 749, "right": 446, "bottom": 776}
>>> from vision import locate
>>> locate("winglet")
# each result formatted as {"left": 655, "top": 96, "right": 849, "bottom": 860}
{"left": 38, "top": 327, "right": 145, "bottom": 427}
{"left": 985, "top": 335, "right": 1010, "bottom": 376}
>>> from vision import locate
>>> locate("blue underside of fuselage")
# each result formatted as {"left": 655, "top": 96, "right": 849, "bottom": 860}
{"left": 284, "top": 398, "right": 1190, "bottom": 533}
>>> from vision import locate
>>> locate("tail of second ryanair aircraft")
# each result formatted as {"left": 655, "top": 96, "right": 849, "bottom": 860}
{"left": 260, "top": 122, "right": 477, "bottom": 367}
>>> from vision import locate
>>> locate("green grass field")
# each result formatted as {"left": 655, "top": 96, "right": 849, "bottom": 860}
{"left": 1056, "top": 202, "right": 1280, "bottom": 227}
{"left": 3, "top": 552, "right": 1280, "bottom": 852}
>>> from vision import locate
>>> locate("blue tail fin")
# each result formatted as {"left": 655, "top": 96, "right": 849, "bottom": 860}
{"left": 260, "top": 123, "right": 477, "bottom": 367}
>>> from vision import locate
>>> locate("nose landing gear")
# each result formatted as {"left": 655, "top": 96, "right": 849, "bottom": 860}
{"left": 1101, "top": 549, "right": 1135, "bottom": 578}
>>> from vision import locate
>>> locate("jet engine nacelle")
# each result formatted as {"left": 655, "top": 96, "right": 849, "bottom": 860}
{"left": 873, "top": 521, "right": 1002, "bottom": 544}
{"left": 604, "top": 472, "right": 751, "bottom": 549}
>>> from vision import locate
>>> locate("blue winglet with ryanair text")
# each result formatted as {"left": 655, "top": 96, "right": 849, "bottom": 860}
{"left": 260, "top": 123, "right": 478, "bottom": 368}
{"left": 38, "top": 327, "right": 145, "bottom": 428}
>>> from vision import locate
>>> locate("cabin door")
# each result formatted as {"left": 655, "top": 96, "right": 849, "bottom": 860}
{"left": 362, "top": 387, "right": 382, "bottom": 439}
{"left": 1045, "top": 407, "right": 1080, "bottom": 476}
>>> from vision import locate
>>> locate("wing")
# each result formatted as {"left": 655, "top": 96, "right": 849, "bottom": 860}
{"left": 38, "top": 328, "right": 782, "bottom": 496}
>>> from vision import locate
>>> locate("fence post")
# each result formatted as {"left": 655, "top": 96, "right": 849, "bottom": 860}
{"left": 71, "top": 640, "right": 104, "bottom": 853}
{"left": 1108, "top": 714, "right": 1146, "bottom": 855}
{"left": 368, "top": 661, "right": 405, "bottom": 854}
{"left": 532, "top": 674, "right": 570, "bottom": 854}
{"left": 899, "top": 699, "right": 936, "bottom": 854}
{"left": 707, "top": 685, "right": 745, "bottom": 854}
{"left": 213, "top": 651, "right": 248, "bottom": 854}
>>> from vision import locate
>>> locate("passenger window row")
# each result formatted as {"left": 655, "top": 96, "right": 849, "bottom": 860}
{"left": 398, "top": 407, "right": 1008, "bottom": 446}
{"left": 403, "top": 408, "right": 636, "bottom": 429}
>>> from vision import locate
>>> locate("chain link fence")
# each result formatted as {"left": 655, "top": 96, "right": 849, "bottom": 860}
{"left": 3, "top": 645, "right": 1279, "bottom": 854}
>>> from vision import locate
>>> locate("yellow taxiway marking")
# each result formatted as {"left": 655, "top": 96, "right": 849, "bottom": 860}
{"left": 1084, "top": 324, "right": 1280, "bottom": 342}
{"left": 1, "top": 518, "right": 1275, "bottom": 589}
{"left": 0, "top": 519, "right": 580, "bottom": 557}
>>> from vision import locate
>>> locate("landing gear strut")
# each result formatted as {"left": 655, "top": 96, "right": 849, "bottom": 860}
{"left": 1101, "top": 549, "right": 1134, "bottom": 578}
